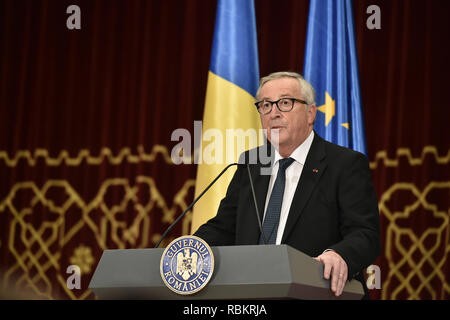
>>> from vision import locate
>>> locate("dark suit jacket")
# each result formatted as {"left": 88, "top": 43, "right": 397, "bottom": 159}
{"left": 194, "top": 132, "right": 381, "bottom": 297}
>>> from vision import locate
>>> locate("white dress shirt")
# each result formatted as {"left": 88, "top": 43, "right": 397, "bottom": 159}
{"left": 262, "top": 130, "right": 315, "bottom": 244}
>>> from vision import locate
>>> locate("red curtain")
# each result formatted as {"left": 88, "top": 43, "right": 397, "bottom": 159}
{"left": 0, "top": 0, "right": 449, "bottom": 300}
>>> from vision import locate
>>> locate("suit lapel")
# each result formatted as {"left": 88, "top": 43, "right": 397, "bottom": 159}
{"left": 253, "top": 163, "right": 271, "bottom": 223}
{"left": 255, "top": 142, "right": 275, "bottom": 222}
{"left": 281, "top": 133, "right": 327, "bottom": 243}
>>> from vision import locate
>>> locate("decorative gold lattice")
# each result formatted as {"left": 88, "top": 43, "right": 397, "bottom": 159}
{"left": 371, "top": 145, "right": 450, "bottom": 299}
{"left": 0, "top": 176, "right": 195, "bottom": 299}
{"left": 379, "top": 182, "right": 450, "bottom": 299}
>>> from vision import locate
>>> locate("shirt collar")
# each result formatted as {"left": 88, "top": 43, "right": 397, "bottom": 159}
{"left": 273, "top": 130, "right": 315, "bottom": 166}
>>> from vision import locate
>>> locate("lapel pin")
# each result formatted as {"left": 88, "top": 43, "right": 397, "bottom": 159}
{"left": 313, "top": 168, "right": 319, "bottom": 173}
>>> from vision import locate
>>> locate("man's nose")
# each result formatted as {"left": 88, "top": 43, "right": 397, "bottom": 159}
{"left": 269, "top": 102, "right": 282, "bottom": 118}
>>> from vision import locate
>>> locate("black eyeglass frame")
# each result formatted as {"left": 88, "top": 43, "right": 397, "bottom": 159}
{"left": 254, "top": 97, "right": 309, "bottom": 115}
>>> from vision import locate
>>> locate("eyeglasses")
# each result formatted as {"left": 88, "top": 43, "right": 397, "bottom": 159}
{"left": 254, "top": 97, "right": 308, "bottom": 115}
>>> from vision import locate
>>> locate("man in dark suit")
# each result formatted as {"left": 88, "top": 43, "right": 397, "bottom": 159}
{"left": 193, "top": 71, "right": 381, "bottom": 298}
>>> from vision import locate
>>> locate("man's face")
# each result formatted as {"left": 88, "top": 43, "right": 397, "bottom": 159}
{"left": 258, "top": 77, "right": 316, "bottom": 154}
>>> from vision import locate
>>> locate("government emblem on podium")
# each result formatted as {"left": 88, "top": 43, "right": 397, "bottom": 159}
{"left": 160, "top": 235, "right": 214, "bottom": 295}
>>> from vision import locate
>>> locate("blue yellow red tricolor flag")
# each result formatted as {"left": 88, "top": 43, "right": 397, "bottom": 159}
{"left": 303, "top": 0, "right": 367, "bottom": 155}
{"left": 191, "top": 0, "right": 261, "bottom": 233}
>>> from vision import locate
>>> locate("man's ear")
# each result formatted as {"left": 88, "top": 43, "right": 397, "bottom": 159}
{"left": 307, "top": 104, "right": 317, "bottom": 125}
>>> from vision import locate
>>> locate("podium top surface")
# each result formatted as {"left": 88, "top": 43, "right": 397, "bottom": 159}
{"left": 89, "top": 244, "right": 364, "bottom": 300}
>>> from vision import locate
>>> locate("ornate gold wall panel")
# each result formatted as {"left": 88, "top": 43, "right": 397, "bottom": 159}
{"left": 1, "top": 144, "right": 449, "bottom": 299}
{"left": 379, "top": 182, "right": 450, "bottom": 299}
{"left": 0, "top": 171, "right": 195, "bottom": 299}
{"left": 370, "top": 145, "right": 450, "bottom": 299}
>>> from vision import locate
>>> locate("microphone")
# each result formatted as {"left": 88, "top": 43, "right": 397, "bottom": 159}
{"left": 154, "top": 162, "right": 238, "bottom": 248}
{"left": 154, "top": 161, "right": 267, "bottom": 248}
{"left": 246, "top": 164, "right": 267, "bottom": 244}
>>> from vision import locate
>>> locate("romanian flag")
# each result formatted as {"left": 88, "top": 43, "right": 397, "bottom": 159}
{"left": 190, "top": 0, "right": 261, "bottom": 233}
{"left": 303, "top": 0, "right": 367, "bottom": 155}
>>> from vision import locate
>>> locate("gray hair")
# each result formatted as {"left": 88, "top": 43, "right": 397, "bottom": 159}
{"left": 255, "top": 71, "right": 316, "bottom": 106}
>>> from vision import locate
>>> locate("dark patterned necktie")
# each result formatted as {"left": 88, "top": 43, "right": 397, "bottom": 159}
{"left": 259, "top": 157, "right": 295, "bottom": 244}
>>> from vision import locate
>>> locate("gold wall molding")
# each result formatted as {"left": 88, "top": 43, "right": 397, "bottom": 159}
{"left": 1, "top": 145, "right": 448, "bottom": 169}
{"left": 0, "top": 145, "right": 176, "bottom": 167}
{"left": 370, "top": 146, "right": 450, "bottom": 169}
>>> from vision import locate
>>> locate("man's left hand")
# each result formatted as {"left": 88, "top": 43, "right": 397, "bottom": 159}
{"left": 314, "top": 250, "right": 348, "bottom": 296}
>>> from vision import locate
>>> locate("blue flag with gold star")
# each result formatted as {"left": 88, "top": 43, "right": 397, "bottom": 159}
{"left": 303, "top": 0, "right": 367, "bottom": 155}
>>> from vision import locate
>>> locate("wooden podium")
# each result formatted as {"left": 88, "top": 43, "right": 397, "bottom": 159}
{"left": 89, "top": 244, "right": 364, "bottom": 300}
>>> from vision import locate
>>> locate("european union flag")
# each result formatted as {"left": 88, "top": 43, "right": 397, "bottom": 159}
{"left": 303, "top": 0, "right": 367, "bottom": 155}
